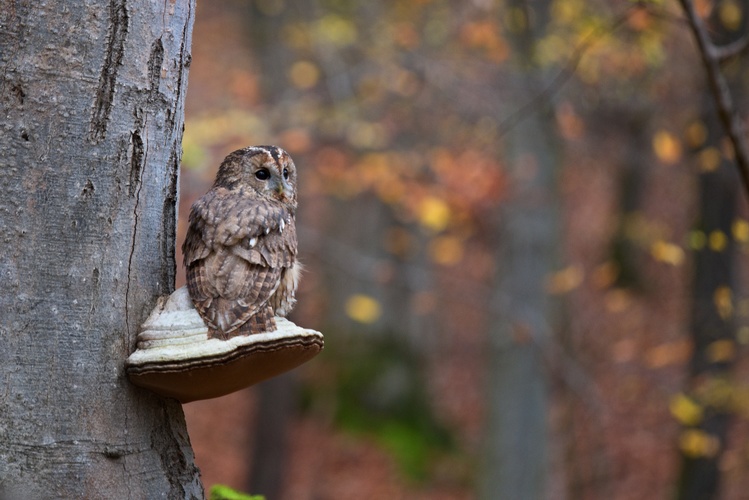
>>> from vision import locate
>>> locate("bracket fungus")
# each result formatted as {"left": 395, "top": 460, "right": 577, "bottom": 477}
{"left": 126, "top": 286, "right": 323, "bottom": 403}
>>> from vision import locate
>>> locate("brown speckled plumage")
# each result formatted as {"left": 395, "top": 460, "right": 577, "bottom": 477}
{"left": 183, "top": 146, "right": 300, "bottom": 339}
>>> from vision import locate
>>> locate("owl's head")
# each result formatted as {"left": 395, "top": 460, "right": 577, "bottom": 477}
{"left": 214, "top": 145, "right": 297, "bottom": 207}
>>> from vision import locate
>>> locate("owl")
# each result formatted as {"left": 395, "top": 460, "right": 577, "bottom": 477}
{"left": 182, "top": 146, "right": 301, "bottom": 340}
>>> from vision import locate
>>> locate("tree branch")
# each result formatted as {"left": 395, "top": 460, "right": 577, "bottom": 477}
{"left": 712, "top": 33, "right": 749, "bottom": 61}
{"left": 678, "top": 0, "right": 749, "bottom": 196}
{"left": 497, "top": 5, "right": 640, "bottom": 137}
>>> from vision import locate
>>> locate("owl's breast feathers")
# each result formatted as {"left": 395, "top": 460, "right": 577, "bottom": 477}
{"left": 183, "top": 187, "right": 297, "bottom": 338}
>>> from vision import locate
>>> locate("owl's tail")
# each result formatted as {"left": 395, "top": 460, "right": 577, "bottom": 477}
{"left": 207, "top": 304, "right": 277, "bottom": 339}
{"left": 239, "top": 305, "right": 277, "bottom": 335}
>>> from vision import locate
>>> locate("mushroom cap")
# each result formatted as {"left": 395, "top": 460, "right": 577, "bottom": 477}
{"left": 126, "top": 287, "right": 323, "bottom": 403}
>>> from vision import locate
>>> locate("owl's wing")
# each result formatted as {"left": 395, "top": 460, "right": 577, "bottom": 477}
{"left": 230, "top": 210, "right": 297, "bottom": 268}
{"left": 183, "top": 187, "right": 297, "bottom": 335}
{"left": 268, "top": 260, "right": 302, "bottom": 317}
{"left": 186, "top": 254, "right": 282, "bottom": 334}
{"left": 183, "top": 187, "right": 291, "bottom": 267}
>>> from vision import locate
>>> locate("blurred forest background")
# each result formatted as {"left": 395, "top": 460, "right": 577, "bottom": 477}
{"left": 177, "top": 0, "right": 749, "bottom": 498}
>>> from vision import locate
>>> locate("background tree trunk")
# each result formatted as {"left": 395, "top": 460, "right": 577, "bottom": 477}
{"left": 0, "top": 1, "right": 202, "bottom": 498}
{"left": 242, "top": 4, "right": 299, "bottom": 492}
{"left": 481, "top": 1, "right": 561, "bottom": 498}
{"left": 676, "top": 122, "right": 739, "bottom": 500}
{"left": 677, "top": 3, "right": 747, "bottom": 497}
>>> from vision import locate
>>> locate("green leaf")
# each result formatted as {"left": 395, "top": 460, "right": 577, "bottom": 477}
{"left": 209, "top": 485, "right": 265, "bottom": 500}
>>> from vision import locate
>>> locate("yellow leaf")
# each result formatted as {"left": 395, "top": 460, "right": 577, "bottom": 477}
{"left": 283, "top": 23, "right": 312, "bottom": 50}
{"left": 709, "top": 230, "right": 728, "bottom": 252}
{"left": 646, "top": 339, "right": 692, "bottom": 368}
{"left": 720, "top": 0, "right": 743, "bottom": 31}
{"left": 315, "top": 14, "right": 358, "bottom": 46}
{"left": 345, "top": 294, "right": 382, "bottom": 324}
{"left": 670, "top": 393, "right": 704, "bottom": 426}
{"left": 707, "top": 339, "right": 736, "bottom": 362}
{"left": 689, "top": 230, "right": 706, "bottom": 250}
{"left": 732, "top": 219, "right": 749, "bottom": 242}
{"left": 545, "top": 265, "right": 584, "bottom": 294}
{"left": 650, "top": 240, "right": 684, "bottom": 265}
{"left": 679, "top": 429, "right": 720, "bottom": 458}
{"left": 428, "top": 236, "right": 464, "bottom": 265}
{"left": 551, "top": 0, "right": 584, "bottom": 24}
{"left": 346, "top": 121, "right": 387, "bottom": 149}
{"left": 418, "top": 196, "right": 451, "bottom": 232}
{"left": 698, "top": 147, "right": 722, "bottom": 172}
{"left": 653, "top": 130, "right": 682, "bottom": 164}
{"left": 685, "top": 120, "right": 708, "bottom": 148}
{"left": 714, "top": 286, "right": 733, "bottom": 319}
{"left": 698, "top": 377, "right": 734, "bottom": 409}
{"left": 288, "top": 61, "right": 320, "bottom": 89}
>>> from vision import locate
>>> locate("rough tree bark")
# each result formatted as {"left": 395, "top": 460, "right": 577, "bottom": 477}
{"left": 0, "top": 1, "right": 202, "bottom": 498}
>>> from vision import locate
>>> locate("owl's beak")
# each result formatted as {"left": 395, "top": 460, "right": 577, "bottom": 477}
{"left": 272, "top": 179, "right": 290, "bottom": 198}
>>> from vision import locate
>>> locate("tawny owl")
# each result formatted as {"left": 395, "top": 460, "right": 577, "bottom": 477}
{"left": 182, "top": 146, "right": 301, "bottom": 339}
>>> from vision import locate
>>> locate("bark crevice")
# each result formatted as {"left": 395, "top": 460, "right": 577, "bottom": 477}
{"left": 148, "top": 38, "right": 164, "bottom": 95}
{"left": 89, "top": 0, "right": 129, "bottom": 143}
{"left": 161, "top": 144, "right": 179, "bottom": 293}
{"left": 125, "top": 124, "right": 147, "bottom": 339}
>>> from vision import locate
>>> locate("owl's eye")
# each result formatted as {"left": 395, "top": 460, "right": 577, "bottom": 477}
{"left": 255, "top": 168, "right": 270, "bottom": 180}
{"left": 282, "top": 168, "right": 289, "bottom": 180}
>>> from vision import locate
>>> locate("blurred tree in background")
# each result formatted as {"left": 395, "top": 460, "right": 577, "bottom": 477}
{"left": 677, "top": 2, "right": 747, "bottom": 499}
{"left": 179, "top": 0, "right": 749, "bottom": 498}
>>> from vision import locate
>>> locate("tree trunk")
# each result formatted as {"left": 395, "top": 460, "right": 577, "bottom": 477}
{"left": 0, "top": 1, "right": 202, "bottom": 498}
{"left": 676, "top": 4, "right": 747, "bottom": 498}
{"left": 676, "top": 158, "right": 738, "bottom": 500}
{"left": 481, "top": 1, "right": 561, "bottom": 498}
{"left": 609, "top": 104, "right": 652, "bottom": 290}
{"left": 247, "top": 374, "right": 295, "bottom": 498}
{"left": 241, "top": 4, "right": 299, "bottom": 491}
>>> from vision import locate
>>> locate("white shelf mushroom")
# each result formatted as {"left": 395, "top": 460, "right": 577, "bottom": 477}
{"left": 126, "top": 286, "right": 323, "bottom": 403}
